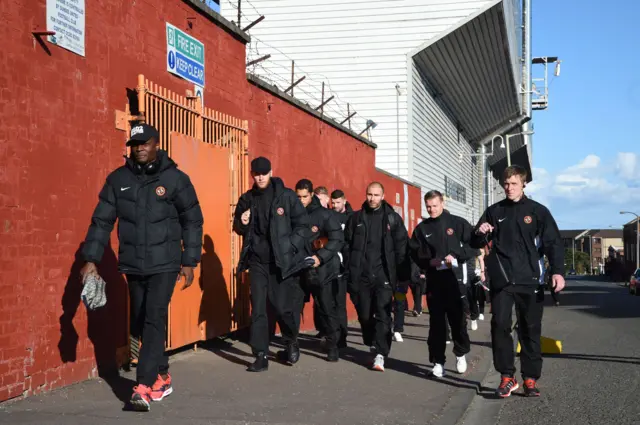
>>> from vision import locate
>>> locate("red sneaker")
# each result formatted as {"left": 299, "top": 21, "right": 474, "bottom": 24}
{"left": 523, "top": 378, "right": 541, "bottom": 397}
{"left": 496, "top": 376, "right": 519, "bottom": 398}
{"left": 150, "top": 374, "right": 173, "bottom": 402}
{"left": 130, "top": 385, "right": 152, "bottom": 411}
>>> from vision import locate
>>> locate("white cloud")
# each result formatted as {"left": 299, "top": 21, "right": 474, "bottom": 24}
{"left": 567, "top": 154, "right": 600, "bottom": 170}
{"left": 616, "top": 152, "right": 639, "bottom": 180}
{"left": 526, "top": 153, "right": 640, "bottom": 228}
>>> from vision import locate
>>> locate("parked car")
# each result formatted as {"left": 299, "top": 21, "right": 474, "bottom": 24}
{"left": 629, "top": 269, "right": 640, "bottom": 295}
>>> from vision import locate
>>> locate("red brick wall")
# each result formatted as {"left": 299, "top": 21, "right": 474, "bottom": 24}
{"left": 0, "top": 0, "right": 250, "bottom": 401}
{"left": 0, "top": 0, "right": 422, "bottom": 400}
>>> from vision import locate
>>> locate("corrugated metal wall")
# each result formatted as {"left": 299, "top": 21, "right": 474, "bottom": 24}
{"left": 409, "top": 60, "right": 480, "bottom": 223}
{"left": 222, "top": 0, "right": 492, "bottom": 179}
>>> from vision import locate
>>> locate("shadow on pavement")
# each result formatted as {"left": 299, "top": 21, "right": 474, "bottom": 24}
{"left": 542, "top": 353, "right": 640, "bottom": 365}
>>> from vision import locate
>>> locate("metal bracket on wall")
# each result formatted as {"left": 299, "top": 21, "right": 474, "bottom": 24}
{"left": 32, "top": 30, "right": 56, "bottom": 55}
{"left": 115, "top": 110, "right": 145, "bottom": 131}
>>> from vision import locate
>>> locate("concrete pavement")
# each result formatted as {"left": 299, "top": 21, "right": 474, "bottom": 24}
{"left": 461, "top": 278, "right": 640, "bottom": 425}
{"left": 0, "top": 308, "right": 494, "bottom": 425}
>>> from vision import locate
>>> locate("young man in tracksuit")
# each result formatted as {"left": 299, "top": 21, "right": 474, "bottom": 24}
{"left": 409, "top": 190, "right": 477, "bottom": 378}
{"left": 344, "top": 182, "right": 409, "bottom": 372}
{"left": 80, "top": 124, "right": 204, "bottom": 411}
{"left": 331, "top": 189, "right": 354, "bottom": 348}
{"left": 471, "top": 165, "right": 565, "bottom": 398}
{"left": 296, "top": 180, "right": 344, "bottom": 361}
{"left": 233, "top": 157, "right": 310, "bottom": 372}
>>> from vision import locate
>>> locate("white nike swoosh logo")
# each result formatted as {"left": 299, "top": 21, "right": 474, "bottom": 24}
{"left": 426, "top": 234, "right": 432, "bottom": 238}
{"left": 357, "top": 224, "right": 364, "bottom": 227}
{"left": 121, "top": 187, "right": 131, "bottom": 191}
{"left": 498, "top": 218, "right": 506, "bottom": 222}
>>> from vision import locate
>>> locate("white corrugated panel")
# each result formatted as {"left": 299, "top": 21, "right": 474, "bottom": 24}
{"left": 221, "top": 0, "right": 492, "bottom": 179}
{"left": 409, "top": 60, "right": 481, "bottom": 224}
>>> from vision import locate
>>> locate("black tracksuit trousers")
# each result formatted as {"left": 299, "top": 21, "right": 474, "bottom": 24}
{"left": 249, "top": 261, "right": 302, "bottom": 354}
{"left": 127, "top": 272, "right": 178, "bottom": 387}
{"left": 409, "top": 281, "right": 424, "bottom": 313}
{"left": 427, "top": 274, "right": 471, "bottom": 365}
{"left": 310, "top": 279, "right": 340, "bottom": 349}
{"left": 491, "top": 285, "right": 544, "bottom": 380}
{"left": 355, "top": 277, "right": 394, "bottom": 357}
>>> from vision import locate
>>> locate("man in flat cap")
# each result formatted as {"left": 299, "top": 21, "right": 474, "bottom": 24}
{"left": 233, "top": 157, "right": 311, "bottom": 372}
{"left": 80, "top": 123, "right": 204, "bottom": 411}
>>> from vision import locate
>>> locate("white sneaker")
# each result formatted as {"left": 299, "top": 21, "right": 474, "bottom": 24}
{"left": 479, "top": 314, "right": 485, "bottom": 321}
{"left": 432, "top": 363, "right": 444, "bottom": 378}
{"left": 471, "top": 320, "right": 478, "bottom": 331}
{"left": 393, "top": 332, "right": 404, "bottom": 342}
{"left": 456, "top": 355, "right": 467, "bottom": 374}
{"left": 372, "top": 354, "right": 385, "bottom": 372}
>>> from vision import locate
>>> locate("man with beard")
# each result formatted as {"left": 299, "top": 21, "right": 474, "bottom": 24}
{"left": 233, "top": 157, "right": 310, "bottom": 372}
{"left": 330, "top": 189, "right": 354, "bottom": 347}
{"left": 80, "top": 124, "right": 203, "bottom": 411}
{"left": 344, "top": 182, "right": 409, "bottom": 372}
{"left": 295, "top": 179, "right": 344, "bottom": 361}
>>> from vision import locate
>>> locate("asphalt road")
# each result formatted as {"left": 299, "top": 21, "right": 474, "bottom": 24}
{"left": 462, "top": 278, "right": 640, "bottom": 425}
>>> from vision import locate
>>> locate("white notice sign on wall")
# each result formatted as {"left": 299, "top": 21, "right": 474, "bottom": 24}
{"left": 46, "top": 0, "right": 86, "bottom": 56}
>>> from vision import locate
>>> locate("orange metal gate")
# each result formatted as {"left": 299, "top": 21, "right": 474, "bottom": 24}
{"left": 122, "top": 74, "right": 250, "bottom": 349}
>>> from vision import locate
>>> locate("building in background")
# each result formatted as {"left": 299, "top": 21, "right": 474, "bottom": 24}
{"left": 623, "top": 217, "right": 640, "bottom": 274}
{"left": 223, "top": 0, "right": 534, "bottom": 222}
{"left": 567, "top": 229, "right": 624, "bottom": 273}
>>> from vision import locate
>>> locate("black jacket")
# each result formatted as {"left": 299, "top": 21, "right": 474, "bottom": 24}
{"left": 334, "top": 202, "right": 354, "bottom": 227}
{"left": 409, "top": 211, "right": 478, "bottom": 285}
{"left": 304, "top": 196, "right": 344, "bottom": 285}
{"left": 344, "top": 201, "right": 410, "bottom": 287}
{"left": 82, "top": 150, "right": 203, "bottom": 275}
{"left": 470, "top": 196, "right": 564, "bottom": 289}
{"left": 410, "top": 261, "right": 425, "bottom": 285}
{"left": 233, "top": 177, "right": 310, "bottom": 279}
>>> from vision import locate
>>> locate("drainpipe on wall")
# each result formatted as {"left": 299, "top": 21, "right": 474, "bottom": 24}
{"left": 522, "top": 0, "right": 533, "bottom": 152}
{"left": 396, "top": 83, "right": 401, "bottom": 176}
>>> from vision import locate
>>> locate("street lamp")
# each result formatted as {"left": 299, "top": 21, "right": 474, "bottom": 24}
{"left": 492, "top": 131, "right": 535, "bottom": 167}
{"left": 620, "top": 211, "right": 640, "bottom": 270}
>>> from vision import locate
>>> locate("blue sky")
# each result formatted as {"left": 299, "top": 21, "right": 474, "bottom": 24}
{"left": 526, "top": 0, "right": 640, "bottom": 230}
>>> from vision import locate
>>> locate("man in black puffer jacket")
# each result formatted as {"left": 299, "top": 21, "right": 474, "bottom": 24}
{"left": 296, "top": 180, "right": 344, "bottom": 362}
{"left": 344, "top": 182, "right": 409, "bottom": 372}
{"left": 233, "top": 157, "right": 310, "bottom": 372}
{"left": 80, "top": 124, "right": 203, "bottom": 412}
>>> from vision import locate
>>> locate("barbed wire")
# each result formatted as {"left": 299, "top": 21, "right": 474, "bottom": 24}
{"left": 224, "top": 0, "right": 367, "bottom": 134}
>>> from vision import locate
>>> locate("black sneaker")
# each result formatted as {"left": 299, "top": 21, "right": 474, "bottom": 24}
{"left": 247, "top": 352, "right": 268, "bottom": 372}
{"left": 327, "top": 348, "right": 339, "bottom": 362}
{"left": 523, "top": 378, "right": 541, "bottom": 397}
{"left": 287, "top": 342, "right": 300, "bottom": 364}
{"left": 496, "top": 376, "right": 519, "bottom": 398}
{"left": 412, "top": 310, "right": 419, "bottom": 317}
